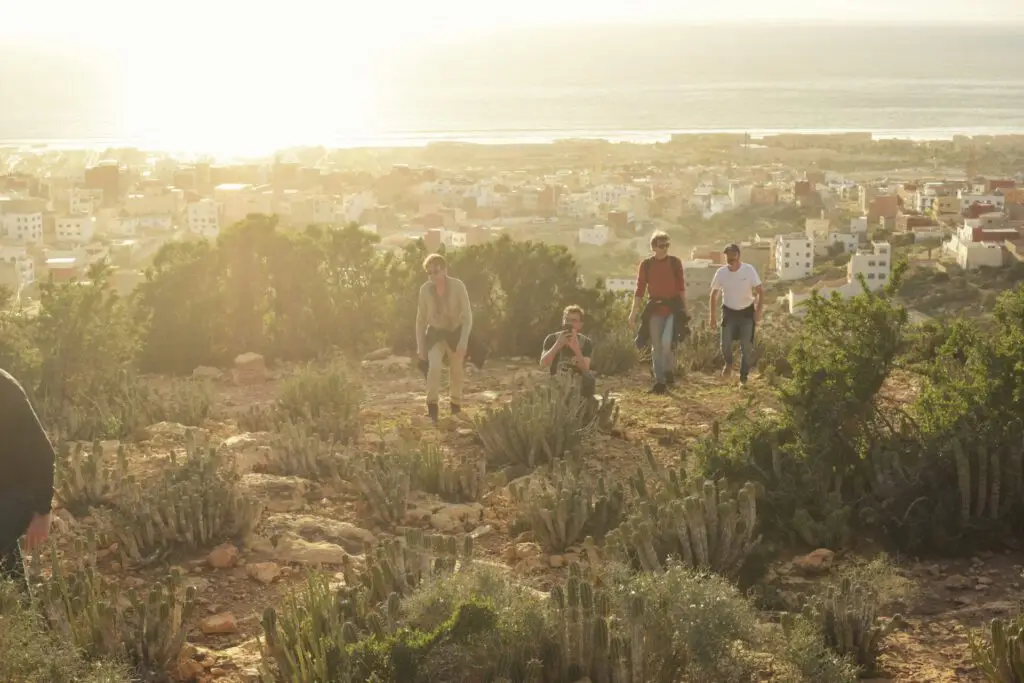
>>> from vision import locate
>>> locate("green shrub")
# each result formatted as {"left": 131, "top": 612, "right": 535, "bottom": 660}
{"left": 475, "top": 373, "right": 594, "bottom": 468}
{"left": 510, "top": 458, "right": 626, "bottom": 553}
{"left": 590, "top": 326, "right": 639, "bottom": 376}
{"left": 277, "top": 360, "right": 363, "bottom": 443}
{"left": 107, "top": 444, "right": 263, "bottom": 565}
{"left": 969, "top": 613, "right": 1024, "bottom": 683}
{"left": 142, "top": 378, "right": 215, "bottom": 427}
{"left": 0, "top": 580, "right": 133, "bottom": 683}
{"left": 606, "top": 562, "right": 761, "bottom": 683}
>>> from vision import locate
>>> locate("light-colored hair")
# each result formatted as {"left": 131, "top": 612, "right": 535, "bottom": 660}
{"left": 649, "top": 230, "right": 670, "bottom": 248}
{"left": 422, "top": 253, "right": 447, "bottom": 272}
{"left": 563, "top": 304, "right": 585, "bottom": 320}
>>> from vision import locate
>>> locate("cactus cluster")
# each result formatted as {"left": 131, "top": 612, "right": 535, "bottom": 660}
{"left": 805, "top": 576, "right": 895, "bottom": 672}
{"left": 261, "top": 532, "right": 474, "bottom": 683}
{"left": 969, "top": 613, "right": 1024, "bottom": 682}
{"left": 350, "top": 449, "right": 412, "bottom": 528}
{"left": 951, "top": 435, "right": 1023, "bottom": 525}
{"left": 343, "top": 531, "right": 474, "bottom": 605}
{"left": 475, "top": 373, "right": 594, "bottom": 468}
{"left": 110, "top": 445, "right": 264, "bottom": 565}
{"left": 54, "top": 439, "right": 131, "bottom": 516}
{"left": 510, "top": 460, "right": 625, "bottom": 554}
{"left": 609, "top": 474, "right": 759, "bottom": 579}
{"left": 44, "top": 540, "right": 196, "bottom": 680}
{"left": 408, "top": 442, "right": 486, "bottom": 503}
{"left": 268, "top": 418, "right": 349, "bottom": 482}
{"left": 585, "top": 392, "right": 620, "bottom": 434}
{"left": 143, "top": 378, "right": 214, "bottom": 427}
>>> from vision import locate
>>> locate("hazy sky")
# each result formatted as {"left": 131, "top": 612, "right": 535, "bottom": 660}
{"left": 3, "top": 0, "right": 1023, "bottom": 49}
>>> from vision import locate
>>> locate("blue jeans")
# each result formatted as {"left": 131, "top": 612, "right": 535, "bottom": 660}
{"left": 649, "top": 314, "right": 675, "bottom": 383}
{"left": 721, "top": 316, "right": 755, "bottom": 381}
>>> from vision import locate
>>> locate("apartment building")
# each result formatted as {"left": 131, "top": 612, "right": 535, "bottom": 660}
{"left": 0, "top": 243, "right": 36, "bottom": 285}
{"left": 56, "top": 215, "right": 97, "bottom": 244}
{"left": 847, "top": 241, "right": 891, "bottom": 291}
{"left": 187, "top": 199, "right": 221, "bottom": 239}
{"left": 774, "top": 234, "right": 814, "bottom": 280}
{"left": 578, "top": 224, "right": 611, "bottom": 246}
{"left": 0, "top": 198, "right": 44, "bottom": 244}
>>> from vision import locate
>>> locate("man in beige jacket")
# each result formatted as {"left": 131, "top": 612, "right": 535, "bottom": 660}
{"left": 416, "top": 253, "right": 473, "bottom": 422}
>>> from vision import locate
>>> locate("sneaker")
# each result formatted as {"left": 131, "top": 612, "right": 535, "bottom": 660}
{"left": 427, "top": 402, "right": 439, "bottom": 423}
{"left": 450, "top": 401, "right": 462, "bottom": 415}
{"left": 651, "top": 382, "right": 667, "bottom": 395}
{"left": 739, "top": 377, "right": 748, "bottom": 388}
{"left": 664, "top": 371, "right": 676, "bottom": 387}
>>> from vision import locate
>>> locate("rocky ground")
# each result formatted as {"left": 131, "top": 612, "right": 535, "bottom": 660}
{"left": 42, "top": 354, "right": 1024, "bottom": 682}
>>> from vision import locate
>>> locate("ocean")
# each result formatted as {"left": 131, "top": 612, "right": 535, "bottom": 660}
{"left": 3, "top": 23, "right": 1024, "bottom": 156}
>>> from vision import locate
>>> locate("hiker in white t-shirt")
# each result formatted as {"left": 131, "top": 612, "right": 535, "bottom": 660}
{"left": 709, "top": 243, "right": 764, "bottom": 387}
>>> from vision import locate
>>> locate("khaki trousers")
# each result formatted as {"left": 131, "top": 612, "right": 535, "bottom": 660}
{"left": 426, "top": 342, "right": 464, "bottom": 405}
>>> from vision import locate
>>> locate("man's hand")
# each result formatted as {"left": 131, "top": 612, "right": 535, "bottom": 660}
{"left": 417, "top": 349, "right": 427, "bottom": 361}
{"left": 22, "top": 512, "right": 51, "bottom": 553}
{"left": 709, "top": 315, "right": 718, "bottom": 329}
{"left": 755, "top": 308, "right": 763, "bottom": 323}
{"left": 567, "top": 333, "right": 582, "bottom": 356}
{"left": 452, "top": 345, "right": 467, "bottom": 364}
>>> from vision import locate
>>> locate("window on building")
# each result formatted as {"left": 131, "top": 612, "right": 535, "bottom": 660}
{"left": 868, "top": 260, "right": 876, "bottom": 267}
{"left": 879, "top": 274, "right": 887, "bottom": 280}
{"left": 805, "top": 262, "right": 810, "bottom": 267}
{"left": 879, "top": 261, "right": 887, "bottom": 268}
{"left": 867, "top": 273, "right": 876, "bottom": 279}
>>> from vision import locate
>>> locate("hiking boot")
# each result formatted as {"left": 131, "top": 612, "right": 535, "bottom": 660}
{"left": 664, "top": 371, "right": 676, "bottom": 387}
{"left": 450, "top": 401, "right": 462, "bottom": 415}
{"left": 427, "top": 402, "right": 439, "bottom": 423}
{"left": 651, "top": 382, "right": 667, "bottom": 395}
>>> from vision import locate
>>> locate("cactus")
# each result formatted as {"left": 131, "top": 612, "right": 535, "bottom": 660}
{"left": 950, "top": 434, "right": 1022, "bottom": 527}
{"left": 357, "top": 531, "right": 471, "bottom": 604}
{"left": 584, "top": 391, "right": 620, "bottom": 433}
{"left": 110, "top": 445, "right": 264, "bottom": 565}
{"left": 43, "top": 540, "right": 196, "bottom": 680}
{"left": 608, "top": 477, "right": 759, "bottom": 579}
{"left": 54, "top": 439, "right": 131, "bottom": 516}
{"left": 268, "top": 418, "right": 348, "bottom": 482}
{"left": 123, "top": 570, "right": 197, "bottom": 678}
{"left": 407, "top": 442, "right": 486, "bottom": 503}
{"left": 806, "top": 576, "right": 895, "bottom": 672}
{"left": 510, "top": 460, "right": 626, "bottom": 554}
{"left": 475, "top": 373, "right": 594, "bottom": 468}
{"left": 350, "top": 449, "right": 411, "bottom": 528}
{"left": 969, "top": 613, "right": 1024, "bottom": 683}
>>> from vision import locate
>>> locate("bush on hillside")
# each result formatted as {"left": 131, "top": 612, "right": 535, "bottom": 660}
{"left": 475, "top": 373, "right": 594, "bottom": 469}
{"left": 276, "top": 360, "right": 362, "bottom": 443}
{"left": 0, "top": 579, "right": 133, "bottom": 683}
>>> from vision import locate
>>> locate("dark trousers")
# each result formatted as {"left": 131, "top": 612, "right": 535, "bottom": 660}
{"left": 0, "top": 492, "right": 34, "bottom": 588}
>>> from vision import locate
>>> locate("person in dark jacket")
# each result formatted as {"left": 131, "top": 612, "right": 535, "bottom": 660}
{"left": 0, "top": 368, "right": 55, "bottom": 588}
{"left": 629, "top": 231, "right": 688, "bottom": 394}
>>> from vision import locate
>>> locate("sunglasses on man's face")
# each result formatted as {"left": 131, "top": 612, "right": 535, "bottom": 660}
{"left": 655, "top": 242, "right": 670, "bottom": 249}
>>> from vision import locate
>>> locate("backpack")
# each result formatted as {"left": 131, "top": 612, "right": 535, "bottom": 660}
{"left": 642, "top": 255, "right": 684, "bottom": 295}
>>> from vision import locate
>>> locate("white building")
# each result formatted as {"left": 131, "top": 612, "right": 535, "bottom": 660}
{"left": 847, "top": 241, "right": 892, "bottom": 291}
{"left": 850, "top": 216, "right": 869, "bottom": 235}
{"left": 0, "top": 243, "right": 36, "bottom": 285}
{"left": 115, "top": 214, "right": 174, "bottom": 236}
{"left": 69, "top": 188, "right": 103, "bottom": 215}
{"left": 729, "top": 182, "right": 752, "bottom": 206}
{"left": 578, "top": 224, "right": 611, "bottom": 246}
{"left": 56, "top": 215, "right": 96, "bottom": 244}
{"left": 957, "top": 241, "right": 1004, "bottom": 269}
{"left": 445, "top": 231, "right": 469, "bottom": 250}
{"left": 604, "top": 276, "right": 638, "bottom": 293}
{"left": 187, "top": 199, "right": 220, "bottom": 239}
{"left": 774, "top": 234, "right": 814, "bottom": 281}
{"left": 0, "top": 199, "right": 44, "bottom": 244}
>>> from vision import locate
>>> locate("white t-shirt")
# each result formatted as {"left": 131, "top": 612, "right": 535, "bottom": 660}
{"left": 710, "top": 263, "right": 762, "bottom": 311}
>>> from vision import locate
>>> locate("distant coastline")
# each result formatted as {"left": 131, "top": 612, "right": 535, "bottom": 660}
{"left": 4, "top": 126, "right": 1024, "bottom": 159}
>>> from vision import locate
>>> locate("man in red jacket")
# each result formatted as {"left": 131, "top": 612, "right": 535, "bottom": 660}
{"left": 629, "top": 231, "right": 687, "bottom": 394}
